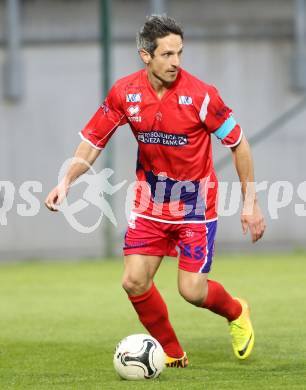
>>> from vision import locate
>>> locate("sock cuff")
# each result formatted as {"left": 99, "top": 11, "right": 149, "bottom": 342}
{"left": 202, "top": 279, "right": 213, "bottom": 308}
{"left": 128, "top": 283, "right": 156, "bottom": 303}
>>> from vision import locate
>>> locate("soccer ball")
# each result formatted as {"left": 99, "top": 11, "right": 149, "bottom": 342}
{"left": 113, "top": 334, "right": 165, "bottom": 380}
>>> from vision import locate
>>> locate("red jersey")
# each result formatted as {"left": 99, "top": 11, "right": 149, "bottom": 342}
{"left": 80, "top": 68, "right": 242, "bottom": 223}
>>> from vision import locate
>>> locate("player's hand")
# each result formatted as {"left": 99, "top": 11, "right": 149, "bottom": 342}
{"left": 241, "top": 201, "right": 266, "bottom": 243}
{"left": 45, "top": 180, "right": 69, "bottom": 212}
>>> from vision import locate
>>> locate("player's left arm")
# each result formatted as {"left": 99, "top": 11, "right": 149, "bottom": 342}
{"left": 231, "top": 135, "right": 266, "bottom": 243}
{"left": 200, "top": 84, "right": 266, "bottom": 242}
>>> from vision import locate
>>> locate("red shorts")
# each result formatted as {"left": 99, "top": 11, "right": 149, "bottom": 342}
{"left": 123, "top": 215, "right": 217, "bottom": 273}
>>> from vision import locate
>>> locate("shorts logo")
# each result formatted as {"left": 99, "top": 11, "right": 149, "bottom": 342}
{"left": 186, "top": 229, "right": 194, "bottom": 238}
{"left": 128, "top": 214, "right": 136, "bottom": 229}
{"left": 127, "top": 105, "right": 140, "bottom": 116}
{"left": 179, "top": 96, "right": 193, "bottom": 105}
{"left": 137, "top": 131, "right": 188, "bottom": 147}
{"left": 126, "top": 93, "right": 142, "bottom": 103}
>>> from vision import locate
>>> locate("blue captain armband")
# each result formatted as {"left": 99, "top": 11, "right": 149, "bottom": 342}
{"left": 213, "top": 116, "right": 237, "bottom": 140}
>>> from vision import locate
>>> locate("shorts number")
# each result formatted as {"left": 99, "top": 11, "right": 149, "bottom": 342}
{"left": 180, "top": 243, "right": 205, "bottom": 260}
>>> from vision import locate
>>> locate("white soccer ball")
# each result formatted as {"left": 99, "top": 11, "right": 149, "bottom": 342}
{"left": 113, "top": 334, "right": 165, "bottom": 380}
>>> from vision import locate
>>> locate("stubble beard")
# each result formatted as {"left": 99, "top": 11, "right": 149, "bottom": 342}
{"left": 152, "top": 70, "right": 177, "bottom": 87}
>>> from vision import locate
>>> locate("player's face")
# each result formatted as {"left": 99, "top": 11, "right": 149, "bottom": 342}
{"left": 143, "top": 34, "right": 183, "bottom": 85}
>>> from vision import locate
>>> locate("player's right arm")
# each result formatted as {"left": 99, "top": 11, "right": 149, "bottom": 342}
{"left": 44, "top": 141, "right": 101, "bottom": 212}
{"left": 45, "top": 80, "right": 127, "bottom": 211}
{"left": 45, "top": 82, "right": 127, "bottom": 212}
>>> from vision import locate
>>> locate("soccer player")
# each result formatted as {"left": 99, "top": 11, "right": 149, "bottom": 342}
{"left": 45, "top": 15, "right": 266, "bottom": 367}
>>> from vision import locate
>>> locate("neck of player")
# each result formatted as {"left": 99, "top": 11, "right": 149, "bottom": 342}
{"left": 147, "top": 69, "right": 173, "bottom": 99}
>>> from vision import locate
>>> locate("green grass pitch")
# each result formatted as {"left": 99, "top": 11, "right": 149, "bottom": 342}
{"left": 0, "top": 254, "right": 306, "bottom": 389}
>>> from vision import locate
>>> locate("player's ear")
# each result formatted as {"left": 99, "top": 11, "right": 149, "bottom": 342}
{"left": 139, "top": 49, "right": 152, "bottom": 65}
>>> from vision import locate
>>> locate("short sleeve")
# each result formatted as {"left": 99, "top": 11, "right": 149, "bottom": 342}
{"left": 79, "top": 83, "right": 128, "bottom": 149}
{"left": 201, "top": 86, "right": 243, "bottom": 148}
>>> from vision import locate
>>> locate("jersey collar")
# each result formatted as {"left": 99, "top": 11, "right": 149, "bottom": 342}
{"left": 142, "top": 68, "right": 182, "bottom": 101}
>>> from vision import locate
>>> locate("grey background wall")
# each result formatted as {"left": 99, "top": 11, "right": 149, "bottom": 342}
{"left": 0, "top": 0, "right": 305, "bottom": 259}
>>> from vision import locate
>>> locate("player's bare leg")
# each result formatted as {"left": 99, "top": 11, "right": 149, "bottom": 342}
{"left": 122, "top": 254, "right": 162, "bottom": 295}
{"left": 178, "top": 270, "right": 240, "bottom": 318}
{"left": 178, "top": 269, "right": 254, "bottom": 360}
{"left": 122, "top": 255, "right": 186, "bottom": 366}
{"left": 177, "top": 269, "right": 208, "bottom": 306}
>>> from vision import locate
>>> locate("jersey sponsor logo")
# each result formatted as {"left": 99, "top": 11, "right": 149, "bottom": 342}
{"left": 137, "top": 131, "right": 188, "bottom": 146}
{"left": 126, "top": 93, "right": 142, "bottom": 102}
{"left": 179, "top": 96, "right": 193, "bottom": 105}
{"left": 129, "top": 116, "right": 142, "bottom": 122}
{"left": 127, "top": 105, "right": 140, "bottom": 116}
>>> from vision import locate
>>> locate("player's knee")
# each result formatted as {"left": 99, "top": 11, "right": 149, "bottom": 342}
{"left": 122, "top": 275, "right": 151, "bottom": 296}
{"left": 179, "top": 289, "right": 204, "bottom": 306}
{"left": 178, "top": 282, "right": 208, "bottom": 307}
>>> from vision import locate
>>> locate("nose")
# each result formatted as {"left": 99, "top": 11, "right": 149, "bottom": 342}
{"left": 171, "top": 54, "right": 180, "bottom": 68}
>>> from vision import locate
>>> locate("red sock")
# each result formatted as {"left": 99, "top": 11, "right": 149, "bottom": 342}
{"left": 128, "top": 284, "right": 184, "bottom": 358}
{"left": 202, "top": 279, "right": 242, "bottom": 321}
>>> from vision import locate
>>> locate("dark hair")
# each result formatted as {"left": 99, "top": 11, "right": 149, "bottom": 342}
{"left": 137, "top": 15, "right": 184, "bottom": 56}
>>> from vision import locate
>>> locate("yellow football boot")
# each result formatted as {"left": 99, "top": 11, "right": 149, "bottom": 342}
{"left": 229, "top": 298, "right": 254, "bottom": 360}
{"left": 165, "top": 352, "right": 189, "bottom": 368}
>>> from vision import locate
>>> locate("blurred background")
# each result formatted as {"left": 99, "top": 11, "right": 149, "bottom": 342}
{"left": 0, "top": 0, "right": 305, "bottom": 261}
